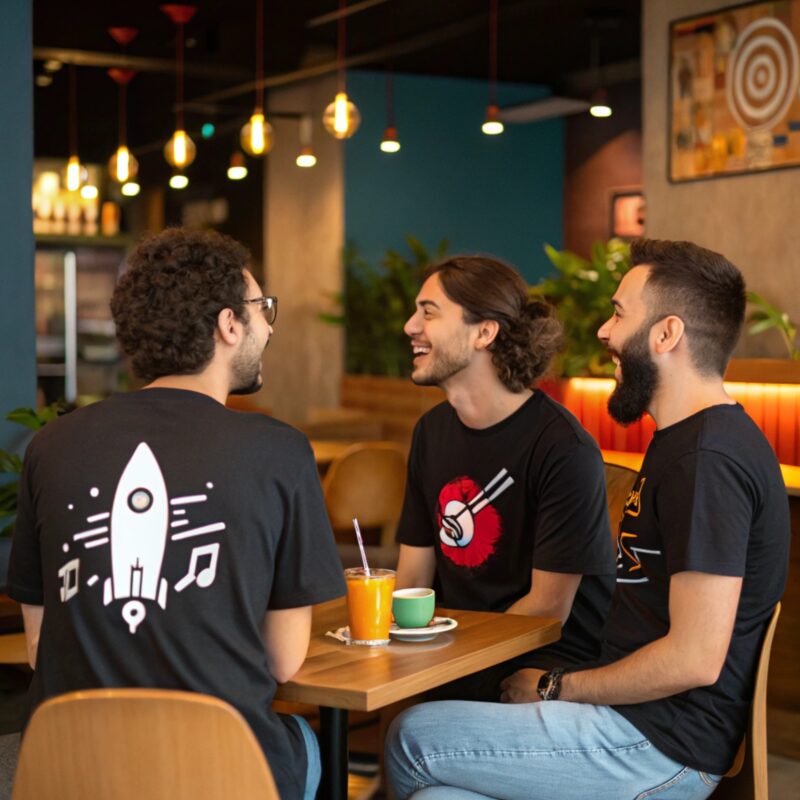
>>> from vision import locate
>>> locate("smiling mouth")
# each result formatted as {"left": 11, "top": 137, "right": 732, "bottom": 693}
{"left": 411, "top": 344, "right": 431, "bottom": 361}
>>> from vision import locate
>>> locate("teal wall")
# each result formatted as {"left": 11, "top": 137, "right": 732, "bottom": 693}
{"left": 0, "top": 0, "right": 36, "bottom": 450}
{"left": 344, "top": 71, "right": 563, "bottom": 283}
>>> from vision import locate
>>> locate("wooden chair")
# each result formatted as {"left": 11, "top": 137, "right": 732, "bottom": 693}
{"left": 714, "top": 602, "right": 782, "bottom": 800}
{"left": 323, "top": 441, "right": 407, "bottom": 568}
{"left": 603, "top": 461, "right": 638, "bottom": 541}
{"left": 12, "top": 688, "right": 279, "bottom": 800}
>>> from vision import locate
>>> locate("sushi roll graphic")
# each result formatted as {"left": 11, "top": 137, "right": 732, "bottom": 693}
{"left": 104, "top": 442, "right": 169, "bottom": 633}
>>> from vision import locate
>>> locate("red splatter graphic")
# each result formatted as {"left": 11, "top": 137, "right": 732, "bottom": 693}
{"left": 437, "top": 476, "right": 502, "bottom": 568}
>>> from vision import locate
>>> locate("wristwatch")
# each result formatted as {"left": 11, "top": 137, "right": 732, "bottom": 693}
{"left": 537, "top": 667, "right": 566, "bottom": 701}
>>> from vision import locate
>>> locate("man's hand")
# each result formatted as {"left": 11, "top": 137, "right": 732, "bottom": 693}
{"left": 499, "top": 668, "right": 546, "bottom": 704}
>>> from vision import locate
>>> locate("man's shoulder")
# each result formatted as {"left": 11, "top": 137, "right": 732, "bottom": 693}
{"left": 530, "top": 391, "right": 602, "bottom": 451}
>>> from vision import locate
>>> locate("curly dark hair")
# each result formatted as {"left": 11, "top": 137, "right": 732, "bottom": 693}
{"left": 111, "top": 227, "right": 251, "bottom": 380}
{"left": 424, "top": 256, "right": 563, "bottom": 392}
{"left": 632, "top": 238, "right": 746, "bottom": 377}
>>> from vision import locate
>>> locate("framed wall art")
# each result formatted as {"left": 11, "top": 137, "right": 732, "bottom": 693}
{"left": 670, "top": 1, "right": 800, "bottom": 182}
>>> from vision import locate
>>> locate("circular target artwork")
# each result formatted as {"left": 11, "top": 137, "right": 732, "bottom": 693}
{"left": 726, "top": 17, "right": 800, "bottom": 132}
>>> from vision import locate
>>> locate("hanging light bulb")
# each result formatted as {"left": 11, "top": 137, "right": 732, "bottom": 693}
{"left": 481, "top": 104, "right": 504, "bottom": 135}
{"left": 65, "top": 65, "right": 84, "bottom": 191}
{"left": 227, "top": 151, "right": 248, "bottom": 180}
{"left": 323, "top": 1, "right": 361, "bottom": 140}
{"left": 108, "top": 145, "right": 140, "bottom": 184}
{"left": 169, "top": 172, "right": 189, "bottom": 190}
{"left": 240, "top": 0, "right": 275, "bottom": 157}
{"left": 380, "top": 126, "right": 400, "bottom": 153}
{"left": 589, "top": 87, "right": 612, "bottom": 118}
{"left": 240, "top": 111, "right": 274, "bottom": 156}
{"left": 121, "top": 181, "right": 141, "bottom": 197}
{"left": 296, "top": 146, "right": 317, "bottom": 168}
{"left": 65, "top": 155, "right": 83, "bottom": 192}
{"left": 80, "top": 184, "right": 99, "bottom": 200}
{"left": 163, "top": 129, "right": 197, "bottom": 168}
{"left": 323, "top": 92, "right": 361, "bottom": 139}
{"left": 106, "top": 57, "right": 139, "bottom": 185}
{"left": 162, "top": 5, "right": 198, "bottom": 169}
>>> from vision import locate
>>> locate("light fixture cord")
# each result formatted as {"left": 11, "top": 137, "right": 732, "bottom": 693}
{"left": 489, "top": 0, "right": 498, "bottom": 107}
{"left": 69, "top": 64, "right": 78, "bottom": 155}
{"left": 256, "top": 0, "right": 264, "bottom": 112}
{"left": 176, "top": 21, "right": 185, "bottom": 131}
{"left": 338, "top": 0, "right": 346, "bottom": 93}
{"left": 385, "top": 70, "right": 394, "bottom": 128}
{"left": 119, "top": 83, "right": 127, "bottom": 147}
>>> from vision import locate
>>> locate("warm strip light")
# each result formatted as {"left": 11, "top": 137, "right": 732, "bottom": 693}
{"left": 174, "top": 130, "right": 187, "bottom": 165}
{"left": 116, "top": 145, "right": 130, "bottom": 182}
{"left": 250, "top": 112, "right": 265, "bottom": 154}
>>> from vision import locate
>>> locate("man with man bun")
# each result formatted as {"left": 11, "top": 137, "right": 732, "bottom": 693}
{"left": 394, "top": 255, "right": 615, "bottom": 694}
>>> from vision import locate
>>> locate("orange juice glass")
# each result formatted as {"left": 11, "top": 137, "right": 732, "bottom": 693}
{"left": 344, "top": 567, "right": 396, "bottom": 645}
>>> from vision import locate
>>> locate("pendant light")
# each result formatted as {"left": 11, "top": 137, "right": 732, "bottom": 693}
{"left": 380, "top": 70, "right": 400, "bottom": 153}
{"left": 481, "top": 0, "right": 504, "bottom": 135}
{"left": 107, "top": 28, "right": 140, "bottom": 187}
{"left": 227, "top": 151, "right": 248, "bottom": 180}
{"left": 295, "top": 115, "right": 317, "bottom": 168}
{"left": 323, "top": 0, "right": 361, "bottom": 139}
{"left": 161, "top": 4, "right": 197, "bottom": 169}
{"left": 65, "top": 65, "right": 85, "bottom": 191}
{"left": 240, "top": 0, "right": 274, "bottom": 156}
{"left": 588, "top": 36, "right": 612, "bottom": 118}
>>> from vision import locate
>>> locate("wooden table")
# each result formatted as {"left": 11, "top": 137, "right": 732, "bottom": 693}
{"left": 275, "top": 598, "right": 560, "bottom": 800}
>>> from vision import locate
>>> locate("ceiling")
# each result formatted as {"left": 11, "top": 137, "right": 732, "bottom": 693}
{"left": 32, "top": 0, "right": 642, "bottom": 167}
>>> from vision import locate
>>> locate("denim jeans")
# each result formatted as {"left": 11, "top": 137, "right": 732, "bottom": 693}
{"left": 292, "top": 714, "right": 322, "bottom": 800}
{"left": 385, "top": 700, "right": 722, "bottom": 800}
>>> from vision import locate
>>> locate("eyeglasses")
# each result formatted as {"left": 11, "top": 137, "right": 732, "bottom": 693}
{"left": 243, "top": 295, "right": 278, "bottom": 325}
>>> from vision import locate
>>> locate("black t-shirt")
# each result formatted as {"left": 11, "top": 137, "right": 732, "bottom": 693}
{"left": 396, "top": 391, "right": 615, "bottom": 668}
{"left": 8, "top": 389, "right": 346, "bottom": 799}
{"left": 595, "top": 404, "right": 789, "bottom": 775}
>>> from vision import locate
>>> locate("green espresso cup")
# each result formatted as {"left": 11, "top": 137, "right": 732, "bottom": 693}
{"left": 392, "top": 588, "right": 436, "bottom": 629}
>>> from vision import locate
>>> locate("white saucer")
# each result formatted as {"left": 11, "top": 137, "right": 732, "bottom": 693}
{"left": 389, "top": 616, "right": 458, "bottom": 642}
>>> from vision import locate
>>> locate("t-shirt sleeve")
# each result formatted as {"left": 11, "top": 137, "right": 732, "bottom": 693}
{"left": 8, "top": 441, "right": 44, "bottom": 605}
{"left": 267, "top": 453, "right": 346, "bottom": 609}
{"left": 530, "top": 440, "right": 613, "bottom": 575}
{"left": 396, "top": 422, "right": 436, "bottom": 548}
{"left": 656, "top": 450, "right": 752, "bottom": 577}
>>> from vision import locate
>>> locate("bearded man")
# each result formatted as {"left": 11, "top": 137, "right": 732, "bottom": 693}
{"left": 386, "top": 239, "right": 789, "bottom": 800}
{"left": 9, "top": 228, "right": 345, "bottom": 799}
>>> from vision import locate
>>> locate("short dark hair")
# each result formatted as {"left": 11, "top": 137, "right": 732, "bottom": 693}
{"left": 111, "top": 228, "right": 250, "bottom": 380}
{"left": 424, "top": 255, "right": 562, "bottom": 391}
{"left": 631, "top": 238, "right": 746, "bottom": 376}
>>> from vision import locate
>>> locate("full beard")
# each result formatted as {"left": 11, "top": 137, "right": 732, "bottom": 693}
{"left": 607, "top": 326, "right": 659, "bottom": 426}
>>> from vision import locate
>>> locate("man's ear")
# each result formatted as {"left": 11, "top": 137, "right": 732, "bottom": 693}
{"left": 475, "top": 319, "right": 500, "bottom": 350}
{"left": 651, "top": 315, "right": 685, "bottom": 355}
{"left": 216, "top": 307, "right": 240, "bottom": 345}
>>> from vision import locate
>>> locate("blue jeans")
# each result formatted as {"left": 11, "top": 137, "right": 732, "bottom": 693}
{"left": 385, "top": 700, "right": 722, "bottom": 800}
{"left": 292, "top": 714, "right": 322, "bottom": 800}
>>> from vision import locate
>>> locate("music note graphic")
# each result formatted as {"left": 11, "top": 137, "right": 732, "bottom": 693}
{"left": 174, "top": 543, "right": 220, "bottom": 593}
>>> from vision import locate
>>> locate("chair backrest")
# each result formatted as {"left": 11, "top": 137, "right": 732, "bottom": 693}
{"left": 322, "top": 441, "right": 407, "bottom": 538}
{"left": 13, "top": 688, "right": 279, "bottom": 800}
{"left": 714, "top": 602, "right": 781, "bottom": 800}
{"left": 603, "top": 461, "right": 638, "bottom": 542}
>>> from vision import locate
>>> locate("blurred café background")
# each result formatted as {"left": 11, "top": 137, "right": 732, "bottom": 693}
{"left": 1, "top": 0, "right": 800, "bottom": 792}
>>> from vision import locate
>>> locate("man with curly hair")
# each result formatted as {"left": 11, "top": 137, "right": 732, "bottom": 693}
{"left": 9, "top": 227, "right": 345, "bottom": 800}
{"left": 387, "top": 241, "right": 789, "bottom": 799}
{"left": 394, "top": 256, "right": 615, "bottom": 698}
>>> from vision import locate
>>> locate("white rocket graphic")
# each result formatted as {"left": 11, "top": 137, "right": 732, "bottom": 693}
{"left": 104, "top": 442, "right": 169, "bottom": 632}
